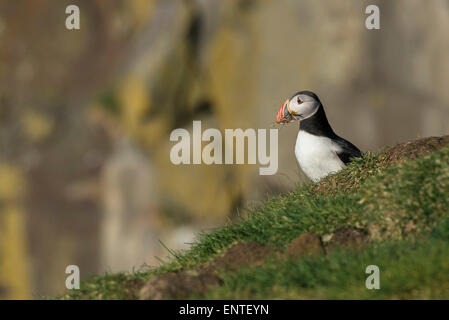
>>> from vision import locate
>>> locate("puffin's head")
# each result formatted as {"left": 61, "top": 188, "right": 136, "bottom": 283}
{"left": 276, "top": 91, "right": 321, "bottom": 124}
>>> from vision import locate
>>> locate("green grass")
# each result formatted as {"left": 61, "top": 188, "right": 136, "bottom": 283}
{"left": 60, "top": 144, "right": 449, "bottom": 300}
{"left": 59, "top": 272, "right": 147, "bottom": 300}
{"left": 203, "top": 224, "right": 449, "bottom": 299}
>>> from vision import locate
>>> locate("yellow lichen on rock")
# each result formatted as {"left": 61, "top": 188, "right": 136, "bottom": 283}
{"left": 21, "top": 111, "right": 54, "bottom": 142}
{"left": 118, "top": 75, "right": 151, "bottom": 135}
{"left": 0, "top": 165, "right": 30, "bottom": 299}
{"left": 0, "top": 207, "right": 30, "bottom": 299}
{"left": 0, "top": 164, "right": 25, "bottom": 202}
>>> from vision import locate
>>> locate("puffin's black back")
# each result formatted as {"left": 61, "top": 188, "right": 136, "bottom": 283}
{"left": 299, "top": 104, "right": 336, "bottom": 138}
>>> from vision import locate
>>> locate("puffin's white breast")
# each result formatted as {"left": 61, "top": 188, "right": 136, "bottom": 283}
{"left": 294, "top": 130, "right": 345, "bottom": 182}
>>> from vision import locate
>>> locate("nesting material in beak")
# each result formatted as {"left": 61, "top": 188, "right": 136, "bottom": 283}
{"left": 276, "top": 99, "right": 294, "bottom": 124}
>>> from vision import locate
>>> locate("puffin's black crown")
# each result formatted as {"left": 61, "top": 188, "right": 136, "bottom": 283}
{"left": 290, "top": 90, "right": 321, "bottom": 103}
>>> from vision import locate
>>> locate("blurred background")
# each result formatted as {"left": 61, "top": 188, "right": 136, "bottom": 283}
{"left": 0, "top": 0, "right": 448, "bottom": 299}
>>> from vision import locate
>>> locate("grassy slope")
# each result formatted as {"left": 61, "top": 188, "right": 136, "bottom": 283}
{"left": 61, "top": 144, "right": 449, "bottom": 300}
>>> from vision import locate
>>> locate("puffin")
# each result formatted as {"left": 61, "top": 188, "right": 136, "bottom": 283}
{"left": 276, "top": 90, "right": 362, "bottom": 182}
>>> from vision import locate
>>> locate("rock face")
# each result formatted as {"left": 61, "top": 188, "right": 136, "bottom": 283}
{"left": 101, "top": 138, "right": 160, "bottom": 272}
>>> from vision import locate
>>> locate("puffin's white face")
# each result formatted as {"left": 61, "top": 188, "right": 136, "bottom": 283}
{"left": 276, "top": 93, "right": 320, "bottom": 124}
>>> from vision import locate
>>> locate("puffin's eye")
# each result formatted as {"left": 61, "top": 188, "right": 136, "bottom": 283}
{"left": 297, "top": 97, "right": 303, "bottom": 104}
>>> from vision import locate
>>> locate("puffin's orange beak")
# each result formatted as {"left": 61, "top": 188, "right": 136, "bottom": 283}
{"left": 276, "top": 99, "right": 291, "bottom": 124}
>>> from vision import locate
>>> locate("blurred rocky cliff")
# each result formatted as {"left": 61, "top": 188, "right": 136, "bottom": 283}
{"left": 0, "top": 0, "right": 448, "bottom": 298}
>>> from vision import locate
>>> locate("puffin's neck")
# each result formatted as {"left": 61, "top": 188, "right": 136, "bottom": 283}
{"left": 299, "top": 104, "right": 336, "bottom": 137}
